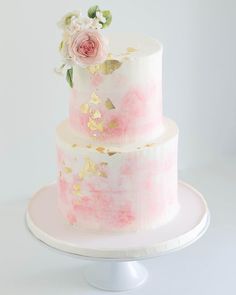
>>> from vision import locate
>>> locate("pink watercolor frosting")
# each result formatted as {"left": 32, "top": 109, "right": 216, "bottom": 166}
{"left": 56, "top": 118, "right": 179, "bottom": 232}
{"left": 69, "top": 81, "right": 163, "bottom": 144}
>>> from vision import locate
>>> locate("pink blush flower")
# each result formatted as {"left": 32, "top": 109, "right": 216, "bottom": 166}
{"left": 69, "top": 29, "right": 108, "bottom": 66}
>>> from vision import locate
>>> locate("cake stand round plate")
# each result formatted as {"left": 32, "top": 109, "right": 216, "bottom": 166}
{"left": 26, "top": 181, "right": 210, "bottom": 291}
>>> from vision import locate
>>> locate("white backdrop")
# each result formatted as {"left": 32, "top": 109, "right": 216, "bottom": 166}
{"left": 0, "top": 0, "right": 235, "bottom": 200}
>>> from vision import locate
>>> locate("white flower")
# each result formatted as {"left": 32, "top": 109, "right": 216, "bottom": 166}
{"left": 59, "top": 33, "right": 74, "bottom": 65}
{"left": 96, "top": 11, "right": 106, "bottom": 24}
{"left": 66, "top": 16, "right": 81, "bottom": 35}
{"left": 91, "top": 18, "right": 103, "bottom": 29}
{"left": 78, "top": 17, "right": 93, "bottom": 30}
{"left": 57, "top": 11, "right": 81, "bottom": 30}
{"left": 54, "top": 63, "right": 71, "bottom": 75}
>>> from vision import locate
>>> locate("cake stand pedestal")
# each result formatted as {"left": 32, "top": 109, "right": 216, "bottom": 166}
{"left": 26, "top": 181, "right": 210, "bottom": 292}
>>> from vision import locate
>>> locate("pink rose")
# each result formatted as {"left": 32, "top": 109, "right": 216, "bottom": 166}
{"left": 69, "top": 30, "right": 108, "bottom": 67}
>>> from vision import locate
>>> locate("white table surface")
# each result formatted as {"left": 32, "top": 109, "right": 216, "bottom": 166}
{"left": 0, "top": 156, "right": 235, "bottom": 294}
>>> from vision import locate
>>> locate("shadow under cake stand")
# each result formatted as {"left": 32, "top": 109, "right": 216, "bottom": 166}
{"left": 26, "top": 181, "right": 210, "bottom": 292}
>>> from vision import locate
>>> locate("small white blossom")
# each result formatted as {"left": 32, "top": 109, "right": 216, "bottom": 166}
{"left": 57, "top": 11, "right": 81, "bottom": 30}
{"left": 96, "top": 11, "right": 106, "bottom": 24}
{"left": 54, "top": 63, "right": 72, "bottom": 75}
{"left": 91, "top": 18, "right": 103, "bottom": 29}
{"left": 66, "top": 16, "right": 81, "bottom": 35}
{"left": 79, "top": 17, "right": 93, "bottom": 30}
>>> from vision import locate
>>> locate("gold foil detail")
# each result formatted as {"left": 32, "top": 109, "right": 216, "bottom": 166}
{"left": 80, "top": 103, "right": 89, "bottom": 114}
{"left": 72, "top": 144, "right": 78, "bottom": 148}
{"left": 87, "top": 64, "right": 100, "bottom": 74}
{"left": 98, "top": 171, "right": 108, "bottom": 178}
{"left": 88, "top": 118, "right": 103, "bottom": 132}
{"left": 73, "top": 184, "right": 81, "bottom": 191}
{"left": 90, "top": 92, "right": 101, "bottom": 104}
{"left": 108, "top": 120, "right": 118, "bottom": 129}
{"left": 79, "top": 157, "right": 96, "bottom": 179}
{"left": 73, "top": 184, "right": 81, "bottom": 196}
{"left": 87, "top": 60, "right": 122, "bottom": 75}
{"left": 86, "top": 144, "right": 92, "bottom": 148}
{"left": 78, "top": 157, "right": 108, "bottom": 180}
{"left": 96, "top": 147, "right": 105, "bottom": 153}
{"left": 105, "top": 98, "right": 115, "bottom": 110}
{"left": 64, "top": 167, "right": 72, "bottom": 174}
{"left": 107, "top": 53, "right": 113, "bottom": 60}
{"left": 91, "top": 109, "right": 102, "bottom": 119}
{"left": 100, "top": 60, "right": 122, "bottom": 75}
{"left": 145, "top": 143, "right": 155, "bottom": 147}
{"left": 78, "top": 170, "right": 85, "bottom": 180}
{"left": 127, "top": 47, "right": 137, "bottom": 53}
{"left": 108, "top": 152, "right": 117, "bottom": 156}
{"left": 85, "top": 157, "right": 97, "bottom": 174}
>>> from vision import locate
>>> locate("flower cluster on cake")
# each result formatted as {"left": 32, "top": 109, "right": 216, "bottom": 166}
{"left": 57, "top": 5, "right": 112, "bottom": 87}
{"left": 56, "top": 5, "right": 179, "bottom": 232}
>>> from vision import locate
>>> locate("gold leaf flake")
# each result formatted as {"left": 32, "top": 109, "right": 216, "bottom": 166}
{"left": 87, "top": 60, "right": 122, "bottom": 75}
{"left": 107, "top": 53, "right": 113, "bottom": 60}
{"left": 105, "top": 98, "right": 115, "bottom": 110}
{"left": 87, "top": 64, "right": 100, "bottom": 74}
{"left": 107, "top": 151, "right": 117, "bottom": 156}
{"left": 97, "top": 122, "right": 104, "bottom": 132}
{"left": 73, "top": 183, "right": 81, "bottom": 196}
{"left": 80, "top": 103, "right": 89, "bottom": 114}
{"left": 88, "top": 118, "right": 103, "bottom": 132}
{"left": 86, "top": 144, "right": 92, "bottom": 148}
{"left": 87, "top": 118, "right": 97, "bottom": 131}
{"left": 145, "top": 143, "right": 155, "bottom": 147}
{"left": 73, "top": 184, "right": 81, "bottom": 191}
{"left": 96, "top": 147, "right": 105, "bottom": 153}
{"left": 100, "top": 60, "right": 122, "bottom": 75}
{"left": 90, "top": 92, "right": 101, "bottom": 104}
{"left": 72, "top": 144, "right": 78, "bottom": 148}
{"left": 64, "top": 167, "right": 72, "bottom": 174}
{"left": 108, "top": 120, "right": 118, "bottom": 129}
{"left": 78, "top": 170, "right": 86, "bottom": 180}
{"left": 127, "top": 47, "right": 137, "bottom": 53}
{"left": 85, "top": 157, "right": 97, "bottom": 174}
{"left": 98, "top": 171, "right": 108, "bottom": 178}
{"left": 91, "top": 109, "right": 101, "bottom": 119}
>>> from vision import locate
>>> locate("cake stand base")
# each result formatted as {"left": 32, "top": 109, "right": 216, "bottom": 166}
{"left": 26, "top": 181, "right": 210, "bottom": 292}
{"left": 84, "top": 261, "right": 148, "bottom": 291}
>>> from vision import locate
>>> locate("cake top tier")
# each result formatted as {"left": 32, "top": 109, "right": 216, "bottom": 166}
{"left": 57, "top": 6, "right": 164, "bottom": 145}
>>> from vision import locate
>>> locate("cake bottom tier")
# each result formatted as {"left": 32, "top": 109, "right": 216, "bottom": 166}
{"left": 56, "top": 118, "right": 179, "bottom": 233}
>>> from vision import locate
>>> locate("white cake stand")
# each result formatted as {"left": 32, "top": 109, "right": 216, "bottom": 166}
{"left": 26, "top": 181, "right": 210, "bottom": 292}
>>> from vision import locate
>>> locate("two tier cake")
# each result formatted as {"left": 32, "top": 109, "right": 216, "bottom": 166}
{"left": 56, "top": 6, "right": 179, "bottom": 232}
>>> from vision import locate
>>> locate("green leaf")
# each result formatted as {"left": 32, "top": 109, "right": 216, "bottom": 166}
{"left": 88, "top": 5, "right": 99, "bottom": 18}
{"left": 65, "top": 15, "right": 73, "bottom": 26}
{"left": 59, "top": 40, "right": 63, "bottom": 51}
{"left": 102, "top": 10, "right": 112, "bottom": 28}
{"left": 66, "top": 68, "right": 73, "bottom": 88}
